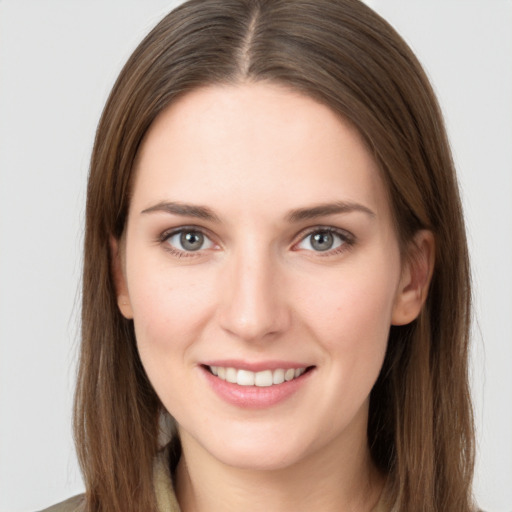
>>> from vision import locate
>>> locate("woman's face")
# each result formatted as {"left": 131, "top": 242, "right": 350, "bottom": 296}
{"left": 115, "top": 83, "right": 417, "bottom": 471}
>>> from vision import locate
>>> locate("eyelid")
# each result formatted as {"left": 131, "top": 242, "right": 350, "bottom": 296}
{"left": 157, "top": 224, "right": 354, "bottom": 257}
{"left": 292, "top": 226, "right": 355, "bottom": 254}
{"left": 159, "top": 225, "right": 219, "bottom": 256}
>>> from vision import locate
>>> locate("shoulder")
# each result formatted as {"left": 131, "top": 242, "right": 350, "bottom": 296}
{"left": 38, "top": 494, "right": 85, "bottom": 512}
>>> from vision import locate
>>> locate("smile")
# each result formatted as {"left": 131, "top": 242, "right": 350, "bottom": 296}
{"left": 208, "top": 366, "right": 307, "bottom": 387}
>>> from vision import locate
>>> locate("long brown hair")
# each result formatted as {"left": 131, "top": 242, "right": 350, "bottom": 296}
{"left": 76, "top": 0, "right": 475, "bottom": 510}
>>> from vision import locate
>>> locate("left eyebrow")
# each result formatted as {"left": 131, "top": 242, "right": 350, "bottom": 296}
{"left": 286, "top": 201, "right": 376, "bottom": 223}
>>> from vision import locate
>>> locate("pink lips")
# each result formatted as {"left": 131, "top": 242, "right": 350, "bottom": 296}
{"left": 200, "top": 361, "right": 314, "bottom": 409}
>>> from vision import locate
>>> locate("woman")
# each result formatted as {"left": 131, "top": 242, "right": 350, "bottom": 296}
{"left": 45, "top": 0, "right": 476, "bottom": 510}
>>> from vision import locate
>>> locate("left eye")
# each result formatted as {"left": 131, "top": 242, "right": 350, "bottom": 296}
{"left": 165, "top": 229, "right": 215, "bottom": 252}
{"left": 296, "top": 229, "right": 346, "bottom": 252}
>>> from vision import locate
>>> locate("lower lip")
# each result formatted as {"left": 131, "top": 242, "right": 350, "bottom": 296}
{"left": 201, "top": 367, "right": 313, "bottom": 409}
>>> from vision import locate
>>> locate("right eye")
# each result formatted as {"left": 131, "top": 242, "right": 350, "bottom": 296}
{"left": 163, "top": 229, "right": 216, "bottom": 254}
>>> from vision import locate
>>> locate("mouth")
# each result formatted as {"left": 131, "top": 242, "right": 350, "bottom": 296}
{"left": 204, "top": 365, "right": 314, "bottom": 387}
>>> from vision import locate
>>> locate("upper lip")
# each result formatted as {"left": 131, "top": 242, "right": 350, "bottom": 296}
{"left": 200, "top": 359, "right": 313, "bottom": 372}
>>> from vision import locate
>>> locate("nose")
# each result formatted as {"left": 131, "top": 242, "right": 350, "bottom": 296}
{"left": 217, "top": 246, "right": 291, "bottom": 343}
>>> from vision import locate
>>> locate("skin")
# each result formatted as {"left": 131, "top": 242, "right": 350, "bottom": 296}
{"left": 112, "top": 82, "right": 434, "bottom": 512}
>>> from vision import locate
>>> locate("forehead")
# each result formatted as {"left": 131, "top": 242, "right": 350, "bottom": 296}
{"left": 131, "top": 82, "right": 390, "bottom": 220}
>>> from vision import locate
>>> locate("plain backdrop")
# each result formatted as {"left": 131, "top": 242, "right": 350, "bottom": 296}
{"left": 0, "top": 1, "right": 511, "bottom": 511}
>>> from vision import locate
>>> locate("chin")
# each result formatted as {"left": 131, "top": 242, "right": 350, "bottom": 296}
{"left": 197, "top": 424, "right": 319, "bottom": 472}
{"left": 212, "top": 444, "right": 306, "bottom": 472}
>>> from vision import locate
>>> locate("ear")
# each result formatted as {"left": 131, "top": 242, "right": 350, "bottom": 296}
{"left": 110, "top": 235, "right": 134, "bottom": 319}
{"left": 391, "top": 230, "right": 435, "bottom": 326}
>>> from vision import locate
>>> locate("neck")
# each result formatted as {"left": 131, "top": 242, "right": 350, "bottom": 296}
{"left": 175, "top": 426, "right": 385, "bottom": 512}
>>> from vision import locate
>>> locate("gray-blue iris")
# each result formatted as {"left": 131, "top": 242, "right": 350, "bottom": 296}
{"left": 311, "top": 231, "right": 334, "bottom": 251}
{"left": 180, "top": 231, "right": 204, "bottom": 251}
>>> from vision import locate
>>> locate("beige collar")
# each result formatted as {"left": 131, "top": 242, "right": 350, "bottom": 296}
{"left": 154, "top": 448, "right": 181, "bottom": 512}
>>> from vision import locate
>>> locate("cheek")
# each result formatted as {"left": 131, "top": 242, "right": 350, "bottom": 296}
{"left": 296, "top": 264, "right": 399, "bottom": 425}
{"left": 295, "top": 253, "right": 400, "bottom": 375}
{"left": 126, "top": 260, "right": 217, "bottom": 356}
{"left": 126, "top": 262, "right": 220, "bottom": 411}
{"left": 302, "top": 268, "right": 397, "bottom": 339}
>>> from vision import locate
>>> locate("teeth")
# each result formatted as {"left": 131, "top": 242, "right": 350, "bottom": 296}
{"left": 254, "top": 370, "right": 273, "bottom": 387}
{"left": 273, "top": 368, "right": 285, "bottom": 385}
{"left": 225, "top": 367, "right": 237, "bottom": 383}
{"left": 209, "top": 366, "right": 307, "bottom": 387}
{"left": 237, "top": 369, "right": 255, "bottom": 386}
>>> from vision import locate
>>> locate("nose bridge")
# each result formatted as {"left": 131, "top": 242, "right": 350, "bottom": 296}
{"left": 218, "top": 239, "right": 289, "bottom": 342}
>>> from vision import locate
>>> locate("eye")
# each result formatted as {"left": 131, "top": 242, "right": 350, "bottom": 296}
{"left": 296, "top": 228, "right": 349, "bottom": 253}
{"left": 164, "top": 229, "right": 216, "bottom": 253}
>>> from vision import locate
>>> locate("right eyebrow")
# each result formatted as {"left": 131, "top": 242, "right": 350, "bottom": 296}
{"left": 140, "top": 201, "right": 221, "bottom": 222}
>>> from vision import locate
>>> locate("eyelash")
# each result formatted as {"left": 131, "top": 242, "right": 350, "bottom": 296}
{"left": 159, "top": 226, "right": 217, "bottom": 258}
{"left": 158, "top": 226, "right": 355, "bottom": 258}
{"left": 293, "top": 226, "right": 355, "bottom": 256}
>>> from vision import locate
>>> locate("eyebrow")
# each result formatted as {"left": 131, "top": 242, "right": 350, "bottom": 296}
{"left": 286, "top": 201, "right": 375, "bottom": 222}
{"left": 141, "top": 200, "right": 375, "bottom": 223}
{"left": 141, "top": 201, "right": 220, "bottom": 222}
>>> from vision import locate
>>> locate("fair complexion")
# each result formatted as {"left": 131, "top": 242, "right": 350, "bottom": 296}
{"left": 112, "top": 83, "right": 434, "bottom": 512}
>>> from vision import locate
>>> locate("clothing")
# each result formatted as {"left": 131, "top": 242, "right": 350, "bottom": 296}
{"left": 39, "top": 448, "right": 389, "bottom": 512}
{"left": 38, "top": 450, "right": 179, "bottom": 512}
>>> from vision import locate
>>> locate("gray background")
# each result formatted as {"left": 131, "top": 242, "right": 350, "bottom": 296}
{"left": 0, "top": 1, "right": 511, "bottom": 511}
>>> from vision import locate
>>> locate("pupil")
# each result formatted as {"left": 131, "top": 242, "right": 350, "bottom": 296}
{"left": 181, "top": 231, "right": 203, "bottom": 251}
{"left": 311, "top": 231, "right": 333, "bottom": 251}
